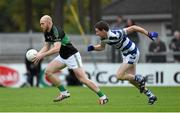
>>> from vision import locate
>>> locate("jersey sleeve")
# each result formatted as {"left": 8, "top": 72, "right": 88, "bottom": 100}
{"left": 53, "top": 27, "right": 61, "bottom": 42}
{"left": 44, "top": 34, "right": 48, "bottom": 42}
{"left": 120, "top": 29, "right": 127, "bottom": 38}
{"left": 55, "top": 28, "right": 66, "bottom": 42}
{"left": 122, "top": 28, "right": 127, "bottom": 35}
{"left": 108, "top": 31, "right": 119, "bottom": 39}
{"left": 100, "top": 39, "right": 107, "bottom": 45}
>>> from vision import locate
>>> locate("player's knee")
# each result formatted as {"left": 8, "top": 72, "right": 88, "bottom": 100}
{"left": 116, "top": 75, "right": 124, "bottom": 80}
{"left": 45, "top": 69, "right": 53, "bottom": 78}
{"left": 78, "top": 77, "right": 86, "bottom": 84}
{"left": 116, "top": 72, "right": 125, "bottom": 80}
{"left": 78, "top": 77, "right": 89, "bottom": 84}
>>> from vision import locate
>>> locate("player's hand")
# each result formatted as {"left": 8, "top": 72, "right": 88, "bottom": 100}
{"left": 33, "top": 53, "right": 44, "bottom": 64}
{"left": 148, "top": 32, "right": 158, "bottom": 41}
{"left": 87, "top": 45, "right": 94, "bottom": 51}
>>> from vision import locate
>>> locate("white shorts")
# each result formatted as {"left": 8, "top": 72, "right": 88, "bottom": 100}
{"left": 53, "top": 52, "right": 83, "bottom": 69}
{"left": 122, "top": 50, "right": 140, "bottom": 64}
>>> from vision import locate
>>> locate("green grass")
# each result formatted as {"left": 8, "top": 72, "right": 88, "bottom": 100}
{"left": 0, "top": 87, "right": 180, "bottom": 112}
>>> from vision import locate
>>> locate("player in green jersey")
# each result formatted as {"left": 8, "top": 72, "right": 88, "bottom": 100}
{"left": 33, "top": 15, "right": 108, "bottom": 105}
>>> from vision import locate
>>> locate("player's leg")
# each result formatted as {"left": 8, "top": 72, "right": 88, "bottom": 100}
{"left": 116, "top": 63, "right": 146, "bottom": 93}
{"left": 116, "top": 63, "right": 135, "bottom": 80}
{"left": 73, "top": 68, "right": 99, "bottom": 92}
{"left": 45, "top": 60, "right": 65, "bottom": 86}
{"left": 45, "top": 57, "right": 70, "bottom": 102}
{"left": 116, "top": 63, "right": 145, "bottom": 92}
{"left": 119, "top": 51, "right": 146, "bottom": 93}
{"left": 119, "top": 50, "right": 157, "bottom": 104}
{"left": 126, "top": 65, "right": 146, "bottom": 91}
{"left": 66, "top": 52, "right": 108, "bottom": 105}
{"left": 126, "top": 64, "right": 140, "bottom": 89}
{"left": 126, "top": 65, "right": 157, "bottom": 104}
{"left": 73, "top": 67, "right": 108, "bottom": 105}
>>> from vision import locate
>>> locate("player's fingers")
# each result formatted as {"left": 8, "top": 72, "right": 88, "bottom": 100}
{"left": 32, "top": 57, "right": 37, "bottom": 63}
{"left": 32, "top": 57, "right": 38, "bottom": 63}
{"left": 34, "top": 59, "right": 40, "bottom": 65}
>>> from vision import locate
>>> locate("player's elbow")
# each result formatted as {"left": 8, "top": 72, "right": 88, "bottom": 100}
{"left": 54, "top": 47, "right": 60, "bottom": 53}
{"left": 51, "top": 46, "right": 60, "bottom": 53}
{"left": 130, "top": 25, "right": 137, "bottom": 31}
{"left": 126, "top": 25, "right": 138, "bottom": 34}
{"left": 97, "top": 47, "right": 105, "bottom": 51}
{"left": 99, "top": 46, "right": 106, "bottom": 51}
{"left": 54, "top": 45, "right": 61, "bottom": 53}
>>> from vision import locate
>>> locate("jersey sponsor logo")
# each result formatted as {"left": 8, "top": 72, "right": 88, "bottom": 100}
{"left": 47, "top": 36, "right": 53, "bottom": 40}
{"left": 0, "top": 66, "right": 20, "bottom": 87}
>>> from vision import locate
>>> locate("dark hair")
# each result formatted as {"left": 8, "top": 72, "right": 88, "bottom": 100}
{"left": 94, "top": 21, "right": 109, "bottom": 31}
{"left": 126, "top": 18, "right": 136, "bottom": 27}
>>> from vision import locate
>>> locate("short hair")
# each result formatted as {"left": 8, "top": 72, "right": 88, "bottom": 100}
{"left": 40, "top": 15, "right": 53, "bottom": 24}
{"left": 94, "top": 21, "right": 109, "bottom": 31}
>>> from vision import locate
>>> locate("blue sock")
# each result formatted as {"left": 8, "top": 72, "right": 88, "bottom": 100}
{"left": 144, "top": 89, "right": 154, "bottom": 98}
{"left": 135, "top": 75, "right": 143, "bottom": 83}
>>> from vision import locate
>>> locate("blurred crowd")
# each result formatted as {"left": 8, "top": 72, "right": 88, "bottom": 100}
{"left": 110, "top": 16, "right": 180, "bottom": 63}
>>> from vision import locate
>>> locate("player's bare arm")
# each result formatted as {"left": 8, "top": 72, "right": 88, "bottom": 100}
{"left": 125, "top": 25, "right": 149, "bottom": 36}
{"left": 87, "top": 41, "right": 106, "bottom": 51}
{"left": 35, "top": 42, "right": 50, "bottom": 59}
{"left": 42, "top": 42, "right": 61, "bottom": 57}
{"left": 94, "top": 42, "right": 106, "bottom": 51}
{"left": 125, "top": 25, "right": 158, "bottom": 41}
{"left": 38, "top": 42, "right": 51, "bottom": 54}
{"left": 33, "top": 42, "right": 61, "bottom": 64}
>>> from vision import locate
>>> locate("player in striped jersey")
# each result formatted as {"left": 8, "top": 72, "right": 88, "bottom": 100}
{"left": 87, "top": 21, "right": 158, "bottom": 105}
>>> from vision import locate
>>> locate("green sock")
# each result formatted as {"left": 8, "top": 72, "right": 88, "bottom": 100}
{"left": 57, "top": 85, "right": 67, "bottom": 92}
{"left": 97, "top": 90, "right": 105, "bottom": 97}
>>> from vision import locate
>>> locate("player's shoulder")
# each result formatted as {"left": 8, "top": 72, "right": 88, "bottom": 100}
{"left": 112, "top": 28, "right": 125, "bottom": 32}
{"left": 52, "top": 25, "right": 59, "bottom": 33}
{"left": 108, "top": 29, "right": 123, "bottom": 37}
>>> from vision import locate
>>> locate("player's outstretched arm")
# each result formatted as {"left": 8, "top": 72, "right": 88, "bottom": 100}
{"left": 87, "top": 43, "right": 106, "bottom": 52}
{"left": 125, "top": 25, "right": 158, "bottom": 41}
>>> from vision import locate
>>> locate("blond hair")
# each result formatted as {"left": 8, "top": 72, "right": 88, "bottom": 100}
{"left": 40, "top": 15, "right": 53, "bottom": 25}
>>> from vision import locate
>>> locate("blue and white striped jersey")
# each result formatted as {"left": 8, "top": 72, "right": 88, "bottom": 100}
{"left": 101, "top": 29, "right": 138, "bottom": 56}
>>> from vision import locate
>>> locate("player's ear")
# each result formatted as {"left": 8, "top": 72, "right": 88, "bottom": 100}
{"left": 102, "top": 29, "right": 107, "bottom": 33}
{"left": 47, "top": 21, "right": 50, "bottom": 26}
{"left": 46, "top": 19, "right": 52, "bottom": 26}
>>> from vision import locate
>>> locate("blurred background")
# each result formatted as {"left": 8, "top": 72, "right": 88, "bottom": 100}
{"left": 0, "top": 0, "right": 180, "bottom": 63}
{"left": 0, "top": 0, "right": 180, "bottom": 88}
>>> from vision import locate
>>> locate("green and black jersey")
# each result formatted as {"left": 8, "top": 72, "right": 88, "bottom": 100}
{"left": 44, "top": 25, "right": 78, "bottom": 59}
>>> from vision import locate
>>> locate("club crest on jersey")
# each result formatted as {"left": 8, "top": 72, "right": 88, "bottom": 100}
{"left": 47, "top": 36, "right": 53, "bottom": 40}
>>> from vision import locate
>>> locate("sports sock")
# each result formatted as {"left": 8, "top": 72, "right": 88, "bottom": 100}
{"left": 134, "top": 75, "right": 143, "bottom": 83}
{"left": 97, "top": 90, "right": 105, "bottom": 97}
{"left": 57, "top": 85, "right": 67, "bottom": 92}
{"left": 144, "top": 89, "right": 154, "bottom": 98}
{"left": 100, "top": 95, "right": 107, "bottom": 100}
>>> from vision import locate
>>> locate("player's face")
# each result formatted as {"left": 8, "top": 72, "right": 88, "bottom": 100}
{"left": 95, "top": 28, "right": 107, "bottom": 38}
{"left": 40, "top": 20, "right": 48, "bottom": 32}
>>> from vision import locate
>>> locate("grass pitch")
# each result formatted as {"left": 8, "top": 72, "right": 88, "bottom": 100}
{"left": 0, "top": 86, "right": 180, "bottom": 112}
